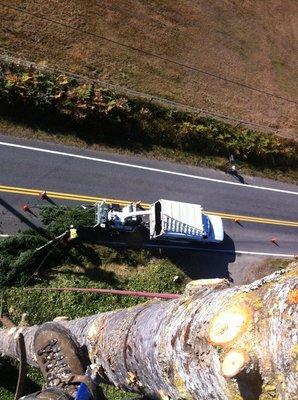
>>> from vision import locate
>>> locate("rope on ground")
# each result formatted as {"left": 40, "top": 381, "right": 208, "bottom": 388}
{"left": 24, "top": 287, "right": 180, "bottom": 300}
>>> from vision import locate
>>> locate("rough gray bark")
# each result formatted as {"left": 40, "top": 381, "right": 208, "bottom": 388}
{"left": 1, "top": 267, "right": 297, "bottom": 400}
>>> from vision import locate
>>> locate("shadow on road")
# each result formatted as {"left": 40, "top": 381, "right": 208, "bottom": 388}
{"left": 0, "top": 197, "right": 50, "bottom": 238}
{"left": 227, "top": 170, "right": 246, "bottom": 184}
{"left": 41, "top": 195, "right": 57, "bottom": 206}
{"left": 162, "top": 233, "right": 235, "bottom": 281}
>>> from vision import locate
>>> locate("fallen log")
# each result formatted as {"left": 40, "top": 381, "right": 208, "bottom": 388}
{"left": 0, "top": 267, "right": 297, "bottom": 399}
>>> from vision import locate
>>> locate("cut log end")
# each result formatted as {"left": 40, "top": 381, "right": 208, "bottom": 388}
{"left": 222, "top": 349, "right": 250, "bottom": 378}
{"left": 208, "top": 305, "right": 251, "bottom": 345}
{"left": 184, "top": 278, "right": 230, "bottom": 297}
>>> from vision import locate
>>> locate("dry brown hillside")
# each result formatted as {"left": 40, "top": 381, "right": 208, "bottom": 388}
{"left": 0, "top": 0, "right": 297, "bottom": 136}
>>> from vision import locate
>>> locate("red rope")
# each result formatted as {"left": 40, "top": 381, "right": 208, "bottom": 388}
{"left": 24, "top": 287, "right": 180, "bottom": 300}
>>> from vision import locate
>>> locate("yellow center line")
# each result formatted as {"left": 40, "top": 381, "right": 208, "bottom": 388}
{"left": 205, "top": 211, "right": 298, "bottom": 227}
{"left": 1, "top": 185, "right": 298, "bottom": 228}
{"left": 0, "top": 185, "right": 130, "bottom": 205}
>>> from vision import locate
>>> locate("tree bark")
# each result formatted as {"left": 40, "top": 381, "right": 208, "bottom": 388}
{"left": 1, "top": 267, "right": 297, "bottom": 400}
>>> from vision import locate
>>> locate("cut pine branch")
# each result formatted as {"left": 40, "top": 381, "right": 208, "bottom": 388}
{"left": 0, "top": 267, "right": 297, "bottom": 399}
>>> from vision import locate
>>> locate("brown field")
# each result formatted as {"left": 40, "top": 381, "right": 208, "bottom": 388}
{"left": 0, "top": 0, "right": 297, "bottom": 136}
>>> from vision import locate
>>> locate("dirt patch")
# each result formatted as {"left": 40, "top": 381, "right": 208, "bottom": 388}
{"left": 230, "top": 256, "right": 291, "bottom": 285}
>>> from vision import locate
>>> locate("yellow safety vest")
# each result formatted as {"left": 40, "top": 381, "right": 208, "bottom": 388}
{"left": 69, "top": 228, "right": 78, "bottom": 239}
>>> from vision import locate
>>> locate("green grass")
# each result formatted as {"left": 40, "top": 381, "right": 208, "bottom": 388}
{"left": 2, "top": 257, "right": 186, "bottom": 324}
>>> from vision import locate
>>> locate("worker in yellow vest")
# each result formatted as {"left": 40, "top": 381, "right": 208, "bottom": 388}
{"left": 69, "top": 225, "right": 78, "bottom": 241}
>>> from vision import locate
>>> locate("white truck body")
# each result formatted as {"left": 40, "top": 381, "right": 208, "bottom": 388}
{"left": 149, "top": 199, "right": 224, "bottom": 242}
{"left": 95, "top": 199, "right": 224, "bottom": 243}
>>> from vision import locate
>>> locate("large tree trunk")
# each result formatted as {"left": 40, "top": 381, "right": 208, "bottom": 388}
{"left": 1, "top": 266, "right": 297, "bottom": 400}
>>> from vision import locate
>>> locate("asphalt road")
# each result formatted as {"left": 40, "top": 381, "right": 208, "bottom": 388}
{"left": 0, "top": 133, "right": 297, "bottom": 282}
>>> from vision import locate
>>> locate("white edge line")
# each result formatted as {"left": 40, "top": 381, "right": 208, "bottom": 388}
{"left": 1, "top": 141, "right": 297, "bottom": 196}
{"left": 100, "top": 241, "right": 295, "bottom": 258}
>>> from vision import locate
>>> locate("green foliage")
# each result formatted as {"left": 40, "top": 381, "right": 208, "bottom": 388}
{"left": 0, "top": 59, "right": 296, "bottom": 171}
{"left": 39, "top": 205, "right": 94, "bottom": 236}
{"left": 0, "top": 231, "right": 46, "bottom": 286}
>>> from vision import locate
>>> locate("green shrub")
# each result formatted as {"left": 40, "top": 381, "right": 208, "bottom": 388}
{"left": 0, "top": 59, "right": 296, "bottom": 170}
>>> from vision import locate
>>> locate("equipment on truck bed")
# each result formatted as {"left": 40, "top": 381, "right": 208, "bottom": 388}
{"left": 95, "top": 199, "right": 224, "bottom": 243}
